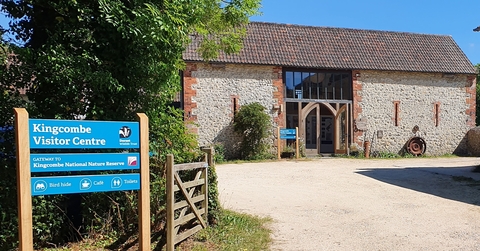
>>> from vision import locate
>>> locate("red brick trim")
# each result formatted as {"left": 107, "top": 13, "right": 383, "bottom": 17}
{"left": 393, "top": 101, "right": 400, "bottom": 126}
{"left": 183, "top": 63, "right": 198, "bottom": 134}
{"left": 272, "top": 66, "right": 285, "bottom": 128}
{"left": 466, "top": 75, "right": 476, "bottom": 128}
{"left": 433, "top": 101, "right": 440, "bottom": 127}
{"left": 230, "top": 95, "right": 240, "bottom": 118}
{"left": 352, "top": 70, "right": 363, "bottom": 146}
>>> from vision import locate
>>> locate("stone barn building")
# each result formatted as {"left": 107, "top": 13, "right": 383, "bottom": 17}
{"left": 181, "top": 22, "right": 477, "bottom": 158}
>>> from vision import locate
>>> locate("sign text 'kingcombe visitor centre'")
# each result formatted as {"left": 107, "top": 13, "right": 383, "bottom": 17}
{"left": 29, "top": 119, "right": 140, "bottom": 149}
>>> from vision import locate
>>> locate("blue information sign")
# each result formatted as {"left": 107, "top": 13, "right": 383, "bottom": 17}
{"left": 280, "top": 128, "right": 296, "bottom": 139}
{"left": 29, "top": 119, "right": 139, "bottom": 149}
{"left": 31, "top": 173, "right": 140, "bottom": 196}
{"left": 31, "top": 153, "right": 140, "bottom": 173}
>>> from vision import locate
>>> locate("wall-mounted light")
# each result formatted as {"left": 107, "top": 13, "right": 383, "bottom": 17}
{"left": 272, "top": 104, "right": 283, "bottom": 113}
{"left": 355, "top": 73, "right": 361, "bottom": 78}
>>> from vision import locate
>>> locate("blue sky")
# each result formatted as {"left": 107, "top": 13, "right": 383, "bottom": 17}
{"left": 1, "top": 0, "right": 479, "bottom": 65}
{"left": 251, "top": 0, "right": 480, "bottom": 65}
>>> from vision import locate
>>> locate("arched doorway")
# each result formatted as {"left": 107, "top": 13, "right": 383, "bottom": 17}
{"left": 285, "top": 102, "right": 351, "bottom": 155}
{"left": 283, "top": 69, "right": 353, "bottom": 156}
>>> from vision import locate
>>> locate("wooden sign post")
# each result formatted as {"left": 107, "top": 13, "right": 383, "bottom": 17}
{"left": 277, "top": 126, "right": 299, "bottom": 160}
{"left": 15, "top": 108, "right": 33, "bottom": 251}
{"left": 14, "top": 108, "right": 150, "bottom": 250}
{"left": 137, "top": 113, "right": 151, "bottom": 251}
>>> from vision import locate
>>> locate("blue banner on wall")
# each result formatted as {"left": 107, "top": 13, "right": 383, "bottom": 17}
{"left": 29, "top": 119, "right": 139, "bottom": 149}
{"left": 280, "top": 128, "right": 296, "bottom": 139}
{"left": 31, "top": 173, "right": 140, "bottom": 196}
{"left": 31, "top": 153, "right": 140, "bottom": 172}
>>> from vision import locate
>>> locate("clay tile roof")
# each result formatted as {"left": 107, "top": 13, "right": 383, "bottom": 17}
{"left": 183, "top": 22, "right": 476, "bottom": 74}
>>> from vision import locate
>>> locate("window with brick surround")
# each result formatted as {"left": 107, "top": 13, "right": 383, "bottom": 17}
{"left": 394, "top": 101, "right": 400, "bottom": 126}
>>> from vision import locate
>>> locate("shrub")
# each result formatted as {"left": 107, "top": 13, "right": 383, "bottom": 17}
{"left": 213, "top": 143, "right": 226, "bottom": 164}
{"left": 233, "top": 103, "right": 271, "bottom": 160}
{"left": 298, "top": 138, "right": 306, "bottom": 157}
{"left": 207, "top": 165, "right": 220, "bottom": 225}
{"left": 371, "top": 151, "right": 401, "bottom": 158}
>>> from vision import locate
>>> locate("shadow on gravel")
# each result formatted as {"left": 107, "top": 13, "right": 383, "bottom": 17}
{"left": 356, "top": 166, "right": 480, "bottom": 206}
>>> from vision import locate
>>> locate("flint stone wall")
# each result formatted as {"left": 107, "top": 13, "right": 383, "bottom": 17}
{"left": 355, "top": 70, "right": 474, "bottom": 155}
{"left": 189, "top": 63, "right": 279, "bottom": 158}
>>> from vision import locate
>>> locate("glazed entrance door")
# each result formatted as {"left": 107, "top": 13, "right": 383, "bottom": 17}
{"left": 320, "top": 116, "right": 334, "bottom": 153}
{"left": 297, "top": 102, "right": 351, "bottom": 155}
{"left": 287, "top": 102, "right": 351, "bottom": 155}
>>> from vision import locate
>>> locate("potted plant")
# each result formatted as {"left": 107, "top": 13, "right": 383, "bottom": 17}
{"left": 281, "top": 144, "right": 295, "bottom": 158}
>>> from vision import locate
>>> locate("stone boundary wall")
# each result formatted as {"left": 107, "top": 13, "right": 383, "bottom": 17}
{"left": 183, "top": 63, "right": 284, "bottom": 158}
{"left": 354, "top": 70, "right": 476, "bottom": 155}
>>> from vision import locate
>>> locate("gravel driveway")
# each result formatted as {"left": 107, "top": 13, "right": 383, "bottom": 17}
{"left": 216, "top": 157, "right": 480, "bottom": 251}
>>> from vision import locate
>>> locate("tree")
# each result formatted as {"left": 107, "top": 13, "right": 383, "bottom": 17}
{"left": 1, "top": 0, "right": 260, "bottom": 160}
{"left": 0, "top": 0, "right": 261, "bottom": 169}
{"left": 0, "top": 0, "right": 260, "bottom": 248}
{"left": 1, "top": 0, "right": 260, "bottom": 121}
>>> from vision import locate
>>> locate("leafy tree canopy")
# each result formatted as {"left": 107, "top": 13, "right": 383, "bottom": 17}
{"left": 1, "top": 0, "right": 260, "bottom": 121}
{"left": 0, "top": 0, "right": 260, "bottom": 159}
{"left": 0, "top": 1, "right": 260, "bottom": 248}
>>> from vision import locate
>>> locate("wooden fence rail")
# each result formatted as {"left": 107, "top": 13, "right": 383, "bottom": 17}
{"left": 166, "top": 147, "right": 213, "bottom": 251}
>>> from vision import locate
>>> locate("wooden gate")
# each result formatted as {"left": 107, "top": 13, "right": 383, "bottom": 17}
{"left": 166, "top": 148, "right": 212, "bottom": 251}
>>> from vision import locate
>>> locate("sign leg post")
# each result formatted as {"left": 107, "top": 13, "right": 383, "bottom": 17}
{"left": 137, "top": 113, "right": 150, "bottom": 251}
{"left": 295, "top": 126, "right": 299, "bottom": 160}
{"left": 166, "top": 154, "right": 175, "bottom": 251}
{"left": 14, "top": 108, "right": 33, "bottom": 251}
{"left": 277, "top": 127, "right": 281, "bottom": 160}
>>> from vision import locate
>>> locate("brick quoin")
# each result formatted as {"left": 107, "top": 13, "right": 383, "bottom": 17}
{"left": 352, "top": 70, "right": 364, "bottom": 146}
{"left": 466, "top": 75, "right": 476, "bottom": 128}
{"left": 272, "top": 66, "right": 285, "bottom": 129}
{"left": 272, "top": 66, "right": 285, "bottom": 149}
{"left": 183, "top": 62, "right": 198, "bottom": 134}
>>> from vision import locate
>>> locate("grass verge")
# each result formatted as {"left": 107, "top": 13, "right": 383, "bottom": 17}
{"left": 335, "top": 151, "right": 459, "bottom": 159}
{"left": 178, "top": 209, "right": 272, "bottom": 251}
{"left": 38, "top": 209, "right": 271, "bottom": 251}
